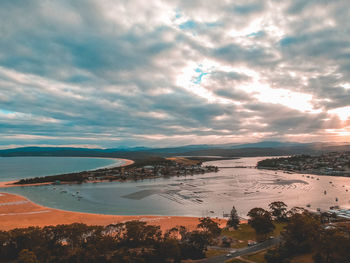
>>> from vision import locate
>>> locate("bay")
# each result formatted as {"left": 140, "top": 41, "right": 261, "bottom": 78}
{"left": 1, "top": 157, "right": 350, "bottom": 218}
{"left": 0, "top": 156, "right": 121, "bottom": 182}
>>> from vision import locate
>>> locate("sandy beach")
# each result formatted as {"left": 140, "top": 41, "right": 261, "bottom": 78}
{"left": 0, "top": 192, "right": 227, "bottom": 231}
{"left": 0, "top": 158, "right": 135, "bottom": 189}
{"left": 120, "top": 158, "right": 134, "bottom": 167}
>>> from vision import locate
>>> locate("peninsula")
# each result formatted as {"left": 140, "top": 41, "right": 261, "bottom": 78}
{"left": 11, "top": 157, "right": 219, "bottom": 186}
{"left": 257, "top": 152, "right": 350, "bottom": 177}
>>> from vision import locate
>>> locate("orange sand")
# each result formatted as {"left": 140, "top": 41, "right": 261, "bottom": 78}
{"left": 120, "top": 158, "right": 134, "bottom": 167}
{"left": 0, "top": 193, "right": 226, "bottom": 231}
{"left": 0, "top": 180, "right": 53, "bottom": 188}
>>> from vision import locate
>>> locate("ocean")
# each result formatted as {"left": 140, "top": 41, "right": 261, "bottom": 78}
{"left": 0, "top": 156, "right": 120, "bottom": 182}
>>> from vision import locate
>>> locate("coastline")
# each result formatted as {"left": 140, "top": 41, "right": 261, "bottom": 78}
{"left": 96, "top": 158, "right": 134, "bottom": 169}
{"left": 0, "top": 158, "right": 135, "bottom": 188}
{"left": 0, "top": 192, "right": 227, "bottom": 231}
{"left": 119, "top": 158, "right": 134, "bottom": 167}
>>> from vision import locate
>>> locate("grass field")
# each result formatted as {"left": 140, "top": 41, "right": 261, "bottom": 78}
{"left": 225, "top": 258, "right": 247, "bottom": 263}
{"left": 221, "top": 222, "right": 286, "bottom": 248}
{"left": 206, "top": 249, "right": 226, "bottom": 258}
{"left": 243, "top": 251, "right": 267, "bottom": 263}
{"left": 290, "top": 253, "right": 314, "bottom": 263}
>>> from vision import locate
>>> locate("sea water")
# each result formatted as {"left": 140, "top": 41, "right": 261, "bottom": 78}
{"left": 0, "top": 156, "right": 120, "bottom": 182}
{"left": 1, "top": 157, "right": 350, "bottom": 218}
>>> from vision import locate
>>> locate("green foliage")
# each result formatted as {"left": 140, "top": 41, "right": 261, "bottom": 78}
{"left": 265, "top": 210, "right": 350, "bottom": 263}
{"left": 282, "top": 212, "right": 320, "bottom": 254}
{"left": 257, "top": 155, "right": 311, "bottom": 168}
{"left": 15, "top": 172, "right": 86, "bottom": 184}
{"left": 17, "top": 249, "right": 40, "bottom": 263}
{"left": 197, "top": 217, "right": 221, "bottom": 238}
{"left": 243, "top": 250, "right": 267, "bottom": 263}
{"left": 221, "top": 223, "right": 256, "bottom": 248}
{"left": 0, "top": 221, "right": 216, "bottom": 262}
{"left": 227, "top": 206, "right": 240, "bottom": 229}
{"left": 180, "top": 229, "right": 212, "bottom": 259}
{"left": 313, "top": 227, "right": 350, "bottom": 263}
{"left": 247, "top": 208, "right": 275, "bottom": 240}
{"left": 269, "top": 201, "right": 288, "bottom": 222}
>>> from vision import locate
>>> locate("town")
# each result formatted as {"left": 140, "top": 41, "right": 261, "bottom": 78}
{"left": 257, "top": 152, "right": 350, "bottom": 177}
{"left": 14, "top": 157, "right": 219, "bottom": 185}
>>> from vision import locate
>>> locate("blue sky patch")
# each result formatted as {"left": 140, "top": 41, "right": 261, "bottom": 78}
{"left": 179, "top": 20, "right": 196, "bottom": 30}
{"left": 0, "top": 109, "right": 14, "bottom": 115}
{"left": 247, "top": 31, "right": 265, "bottom": 38}
{"left": 193, "top": 68, "right": 209, "bottom": 84}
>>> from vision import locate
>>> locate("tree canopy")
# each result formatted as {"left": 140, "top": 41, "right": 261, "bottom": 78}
{"left": 247, "top": 207, "right": 275, "bottom": 240}
{"left": 0, "top": 221, "right": 217, "bottom": 263}
{"left": 226, "top": 205, "right": 240, "bottom": 229}
{"left": 269, "top": 201, "right": 288, "bottom": 222}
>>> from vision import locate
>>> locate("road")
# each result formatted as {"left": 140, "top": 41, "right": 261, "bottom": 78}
{"left": 200, "top": 238, "right": 280, "bottom": 263}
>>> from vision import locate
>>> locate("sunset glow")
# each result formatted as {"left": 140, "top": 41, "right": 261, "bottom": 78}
{"left": 0, "top": 0, "right": 349, "bottom": 148}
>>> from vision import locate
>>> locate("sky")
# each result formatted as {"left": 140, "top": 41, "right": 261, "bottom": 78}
{"left": 0, "top": 0, "right": 350, "bottom": 149}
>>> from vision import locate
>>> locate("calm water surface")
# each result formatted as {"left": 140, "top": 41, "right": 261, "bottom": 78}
{"left": 0, "top": 157, "right": 121, "bottom": 182}
{"left": 1, "top": 157, "right": 350, "bottom": 218}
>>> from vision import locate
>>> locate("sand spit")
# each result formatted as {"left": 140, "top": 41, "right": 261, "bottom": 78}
{"left": 0, "top": 158, "right": 134, "bottom": 189}
{"left": 0, "top": 193, "right": 226, "bottom": 231}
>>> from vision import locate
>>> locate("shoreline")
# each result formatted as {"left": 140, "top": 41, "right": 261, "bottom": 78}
{"left": 119, "top": 158, "right": 134, "bottom": 167}
{"left": 97, "top": 158, "right": 134, "bottom": 169}
{"left": 0, "top": 158, "right": 135, "bottom": 188}
{"left": 0, "top": 192, "right": 227, "bottom": 231}
{"left": 259, "top": 166, "right": 350, "bottom": 178}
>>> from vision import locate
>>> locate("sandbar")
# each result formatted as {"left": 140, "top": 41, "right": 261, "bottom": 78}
{"left": 0, "top": 158, "right": 135, "bottom": 189}
{"left": 0, "top": 192, "right": 226, "bottom": 231}
{"left": 119, "top": 158, "right": 134, "bottom": 167}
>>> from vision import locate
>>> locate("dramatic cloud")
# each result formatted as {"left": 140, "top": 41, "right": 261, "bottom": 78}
{"left": 0, "top": 0, "right": 349, "bottom": 148}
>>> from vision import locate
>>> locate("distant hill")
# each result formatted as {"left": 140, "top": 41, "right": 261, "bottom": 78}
{"left": 228, "top": 141, "right": 303, "bottom": 149}
{"left": 0, "top": 142, "right": 349, "bottom": 159}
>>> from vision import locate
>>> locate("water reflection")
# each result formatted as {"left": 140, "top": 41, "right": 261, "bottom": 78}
{"left": 2, "top": 157, "right": 350, "bottom": 218}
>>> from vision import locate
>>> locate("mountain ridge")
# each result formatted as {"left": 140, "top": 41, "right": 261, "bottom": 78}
{"left": 0, "top": 141, "right": 349, "bottom": 158}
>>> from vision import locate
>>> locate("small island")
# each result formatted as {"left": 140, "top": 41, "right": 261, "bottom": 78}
{"left": 14, "top": 156, "right": 220, "bottom": 185}
{"left": 257, "top": 152, "right": 350, "bottom": 176}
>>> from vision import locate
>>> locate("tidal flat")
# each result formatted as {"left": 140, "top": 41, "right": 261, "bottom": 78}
{"left": 1, "top": 157, "right": 350, "bottom": 218}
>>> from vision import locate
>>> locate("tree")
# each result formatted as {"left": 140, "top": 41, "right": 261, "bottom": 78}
{"left": 269, "top": 201, "right": 288, "bottom": 222}
{"left": 320, "top": 212, "right": 331, "bottom": 224}
{"left": 17, "top": 249, "right": 40, "bottom": 263}
{"left": 282, "top": 212, "right": 320, "bottom": 254}
{"left": 313, "top": 227, "right": 350, "bottom": 263}
{"left": 227, "top": 206, "right": 240, "bottom": 229}
{"left": 247, "top": 208, "right": 275, "bottom": 240}
{"left": 180, "top": 230, "right": 211, "bottom": 259}
{"left": 122, "top": 220, "right": 162, "bottom": 246}
{"left": 286, "top": 206, "right": 306, "bottom": 218}
{"left": 265, "top": 211, "right": 322, "bottom": 263}
{"left": 266, "top": 210, "right": 350, "bottom": 263}
{"left": 197, "top": 217, "right": 221, "bottom": 238}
